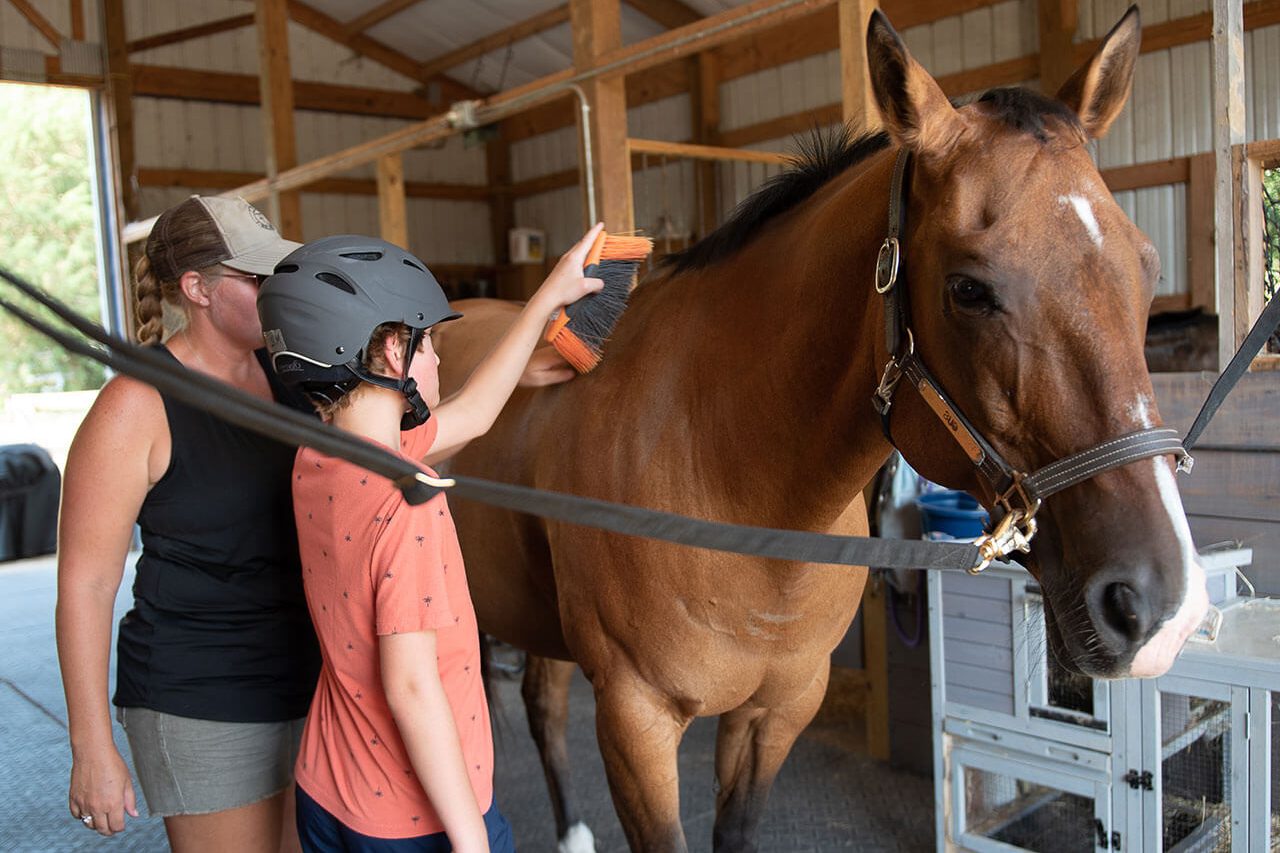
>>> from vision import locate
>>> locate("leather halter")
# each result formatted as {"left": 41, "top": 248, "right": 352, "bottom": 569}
{"left": 871, "top": 149, "right": 1191, "bottom": 573}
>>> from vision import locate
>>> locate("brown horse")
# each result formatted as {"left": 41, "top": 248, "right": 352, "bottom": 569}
{"left": 434, "top": 8, "right": 1207, "bottom": 851}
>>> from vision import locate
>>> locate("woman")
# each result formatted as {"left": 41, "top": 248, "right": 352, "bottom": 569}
{"left": 57, "top": 195, "right": 318, "bottom": 852}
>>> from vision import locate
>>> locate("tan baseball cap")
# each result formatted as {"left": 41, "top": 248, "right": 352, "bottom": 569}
{"left": 148, "top": 195, "right": 302, "bottom": 279}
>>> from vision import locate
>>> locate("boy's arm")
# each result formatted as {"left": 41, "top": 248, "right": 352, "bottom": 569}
{"left": 381, "top": 631, "right": 489, "bottom": 853}
{"left": 426, "top": 224, "right": 605, "bottom": 464}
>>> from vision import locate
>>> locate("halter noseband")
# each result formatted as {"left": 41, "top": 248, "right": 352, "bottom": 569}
{"left": 872, "top": 149, "right": 1192, "bottom": 573}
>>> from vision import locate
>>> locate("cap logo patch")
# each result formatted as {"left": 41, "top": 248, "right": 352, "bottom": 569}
{"left": 240, "top": 199, "right": 276, "bottom": 232}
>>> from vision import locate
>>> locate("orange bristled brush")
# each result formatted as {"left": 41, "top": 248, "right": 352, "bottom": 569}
{"left": 545, "top": 230, "right": 653, "bottom": 373}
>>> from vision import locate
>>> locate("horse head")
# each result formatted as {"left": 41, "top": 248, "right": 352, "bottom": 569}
{"left": 865, "top": 6, "right": 1207, "bottom": 678}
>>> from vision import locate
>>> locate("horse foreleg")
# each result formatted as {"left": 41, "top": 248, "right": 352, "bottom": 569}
{"left": 521, "top": 655, "right": 595, "bottom": 853}
{"left": 711, "top": 662, "right": 831, "bottom": 853}
{"left": 594, "top": 674, "right": 692, "bottom": 852}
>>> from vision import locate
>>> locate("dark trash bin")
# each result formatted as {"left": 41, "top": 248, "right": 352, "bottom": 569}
{"left": 0, "top": 443, "right": 60, "bottom": 561}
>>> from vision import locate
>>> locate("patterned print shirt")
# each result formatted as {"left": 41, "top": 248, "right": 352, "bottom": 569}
{"left": 292, "top": 418, "right": 493, "bottom": 839}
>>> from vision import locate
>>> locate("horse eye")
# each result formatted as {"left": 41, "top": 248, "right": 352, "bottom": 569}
{"left": 947, "top": 276, "right": 998, "bottom": 314}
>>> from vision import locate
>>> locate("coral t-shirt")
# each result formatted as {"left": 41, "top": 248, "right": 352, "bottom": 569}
{"left": 292, "top": 418, "right": 493, "bottom": 839}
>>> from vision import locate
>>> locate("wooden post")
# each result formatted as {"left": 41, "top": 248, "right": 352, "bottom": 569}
{"left": 839, "top": 0, "right": 889, "bottom": 764}
{"left": 691, "top": 52, "right": 720, "bottom": 238}
{"left": 103, "top": 0, "right": 136, "bottom": 222}
{"left": 838, "top": 0, "right": 878, "bottom": 130}
{"left": 486, "top": 132, "right": 518, "bottom": 298}
{"left": 255, "top": 0, "right": 303, "bottom": 240}
{"left": 1187, "top": 153, "right": 1216, "bottom": 313}
{"left": 1037, "top": 0, "right": 1078, "bottom": 97}
{"left": 1212, "top": 0, "right": 1244, "bottom": 367}
{"left": 570, "top": 0, "right": 634, "bottom": 233}
{"left": 70, "top": 0, "right": 85, "bottom": 40}
{"left": 376, "top": 153, "right": 408, "bottom": 249}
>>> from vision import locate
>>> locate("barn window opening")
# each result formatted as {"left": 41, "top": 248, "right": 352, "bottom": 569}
{"left": 0, "top": 81, "right": 109, "bottom": 470}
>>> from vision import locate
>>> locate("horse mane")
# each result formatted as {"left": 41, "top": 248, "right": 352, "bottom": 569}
{"left": 663, "top": 87, "right": 1085, "bottom": 275}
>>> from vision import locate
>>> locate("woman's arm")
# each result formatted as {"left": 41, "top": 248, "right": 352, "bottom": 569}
{"left": 56, "top": 377, "right": 165, "bottom": 837}
{"left": 381, "top": 631, "right": 489, "bottom": 852}
{"left": 426, "top": 224, "right": 604, "bottom": 463}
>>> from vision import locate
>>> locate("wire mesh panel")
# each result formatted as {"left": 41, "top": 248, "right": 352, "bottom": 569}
{"left": 1271, "top": 693, "right": 1278, "bottom": 851}
{"left": 1160, "top": 692, "right": 1233, "bottom": 851}
{"left": 961, "top": 765, "right": 1099, "bottom": 852}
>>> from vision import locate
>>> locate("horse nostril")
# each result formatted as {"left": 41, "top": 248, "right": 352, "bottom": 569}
{"left": 1101, "top": 582, "right": 1148, "bottom": 643}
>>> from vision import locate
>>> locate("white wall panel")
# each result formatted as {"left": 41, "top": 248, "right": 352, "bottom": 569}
{"left": 629, "top": 94, "right": 692, "bottom": 142}
{"left": 1247, "top": 24, "right": 1280, "bottom": 143}
{"left": 0, "top": 0, "right": 84, "bottom": 54}
{"left": 1168, "top": 41, "right": 1211, "bottom": 157}
{"left": 514, "top": 185, "right": 584, "bottom": 256}
{"left": 511, "top": 125, "right": 578, "bottom": 182}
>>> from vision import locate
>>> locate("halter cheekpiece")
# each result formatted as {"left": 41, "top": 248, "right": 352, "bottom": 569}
{"left": 872, "top": 149, "right": 1192, "bottom": 573}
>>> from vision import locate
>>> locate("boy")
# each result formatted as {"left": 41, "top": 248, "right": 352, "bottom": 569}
{"left": 257, "top": 226, "right": 603, "bottom": 852}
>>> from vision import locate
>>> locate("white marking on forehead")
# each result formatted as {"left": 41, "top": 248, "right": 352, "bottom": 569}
{"left": 1128, "top": 394, "right": 1154, "bottom": 429}
{"left": 1059, "top": 193, "right": 1104, "bottom": 249}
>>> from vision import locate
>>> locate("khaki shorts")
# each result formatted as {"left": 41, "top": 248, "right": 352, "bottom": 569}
{"left": 117, "top": 706, "right": 305, "bottom": 817}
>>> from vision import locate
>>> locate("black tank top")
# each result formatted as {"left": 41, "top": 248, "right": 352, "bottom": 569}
{"left": 114, "top": 346, "right": 320, "bottom": 722}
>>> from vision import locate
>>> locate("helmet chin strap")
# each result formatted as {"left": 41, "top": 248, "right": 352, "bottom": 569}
{"left": 346, "top": 327, "right": 432, "bottom": 431}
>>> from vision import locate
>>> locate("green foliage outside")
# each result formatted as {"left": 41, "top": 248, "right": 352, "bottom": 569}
{"left": 1264, "top": 165, "right": 1279, "bottom": 305}
{"left": 0, "top": 82, "right": 105, "bottom": 400}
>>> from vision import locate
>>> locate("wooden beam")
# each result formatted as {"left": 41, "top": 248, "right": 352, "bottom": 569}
{"left": 691, "top": 52, "right": 719, "bottom": 237}
{"left": 8, "top": 0, "right": 62, "bottom": 49}
{"left": 418, "top": 4, "right": 571, "bottom": 82}
{"left": 128, "top": 14, "right": 255, "bottom": 53}
{"left": 1037, "top": 0, "right": 1077, "bottom": 96}
{"left": 137, "top": 167, "right": 489, "bottom": 200}
{"left": 624, "top": 0, "right": 702, "bottom": 29}
{"left": 1213, "top": 0, "right": 1245, "bottom": 366}
{"left": 1099, "top": 157, "right": 1190, "bottom": 193}
{"left": 132, "top": 64, "right": 434, "bottom": 120}
{"left": 1187, "top": 153, "right": 1216, "bottom": 313}
{"left": 839, "top": 0, "right": 878, "bottom": 130}
{"left": 377, "top": 154, "right": 409, "bottom": 248}
{"left": 69, "top": 0, "right": 84, "bottom": 40}
{"left": 343, "top": 0, "right": 424, "bottom": 37}
{"left": 629, "top": 137, "right": 788, "bottom": 165}
{"left": 287, "top": 0, "right": 477, "bottom": 103}
{"left": 256, "top": 0, "right": 302, "bottom": 239}
{"left": 486, "top": 132, "right": 514, "bottom": 266}
{"left": 571, "top": 0, "right": 633, "bottom": 231}
{"left": 103, "top": 0, "right": 136, "bottom": 221}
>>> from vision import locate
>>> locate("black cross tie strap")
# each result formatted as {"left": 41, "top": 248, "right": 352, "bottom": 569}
{"left": 0, "top": 264, "right": 984, "bottom": 573}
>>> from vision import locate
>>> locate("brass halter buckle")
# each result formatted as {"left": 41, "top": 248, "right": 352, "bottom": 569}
{"left": 969, "top": 477, "right": 1041, "bottom": 574}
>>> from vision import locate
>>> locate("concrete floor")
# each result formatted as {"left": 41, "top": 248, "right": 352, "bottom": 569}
{"left": 0, "top": 555, "right": 934, "bottom": 852}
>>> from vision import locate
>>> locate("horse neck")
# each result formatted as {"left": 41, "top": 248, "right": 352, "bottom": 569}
{"left": 655, "top": 150, "right": 899, "bottom": 524}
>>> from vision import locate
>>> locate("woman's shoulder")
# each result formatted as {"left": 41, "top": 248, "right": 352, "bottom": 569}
{"left": 79, "top": 374, "right": 167, "bottom": 441}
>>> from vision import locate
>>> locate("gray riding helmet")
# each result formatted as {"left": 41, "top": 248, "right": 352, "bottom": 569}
{"left": 257, "top": 235, "right": 461, "bottom": 420}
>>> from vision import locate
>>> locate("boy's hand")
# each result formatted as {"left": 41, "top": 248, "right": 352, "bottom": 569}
{"left": 518, "top": 346, "right": 576, "bottom": 387}
{"left": 531, "top": 223, "right": 606, "bottom": 315}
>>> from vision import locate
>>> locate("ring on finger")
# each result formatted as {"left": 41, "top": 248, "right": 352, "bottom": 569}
{"left": 80, "top": 815, "right": 94, "bottom": 826}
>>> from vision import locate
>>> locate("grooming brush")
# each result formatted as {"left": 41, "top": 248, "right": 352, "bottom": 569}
{"left": 545, "top": 230, "right": 653, "bottom": 373}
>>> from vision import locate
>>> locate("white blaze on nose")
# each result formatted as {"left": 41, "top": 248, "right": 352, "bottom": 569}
{"left": 1059, "top": 194, "right": 1104, "bottom": 249}
{"left": 1128, "top": 394, "right": 1154, "bottom": 429}
{"left": 1128, "top": 459, "right": 1209, "bottom": 678}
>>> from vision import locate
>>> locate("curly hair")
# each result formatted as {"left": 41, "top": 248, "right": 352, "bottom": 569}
{"left": 310, "top": 322, "right": 414, "bottom": 421}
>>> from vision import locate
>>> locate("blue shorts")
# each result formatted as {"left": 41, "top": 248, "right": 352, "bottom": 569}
{"left": 295, "top": 785, "right": 514, "bottom": 853}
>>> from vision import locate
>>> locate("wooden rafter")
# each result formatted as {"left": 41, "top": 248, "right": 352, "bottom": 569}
{"left": 624, "top": 0, "right": 702, "bottom": 29}
{"left": 128, "top": 14, "right": 256, "bottom": 53}
{"left": 69, "top": 0, "right": 84, "bottom": 40}
{"left": 418, "top": 4, "right": 570, "bottom": 82}
{"left": 257, "top": 0, "right": 302, "bottom": 239}
{"left": 132, "top": 64, "right": 435, "bottom": 120}
{"left": 286, "top": 0, "right": 477, "bottom": 102}
{"left": 137, "top": 167, "right": 489, "bottom": 200}
{"left": 8, "top": 0, "right": 63, "bottom": 49}
{"left": 342, "top": 0, "right": 424, "bottom": 37}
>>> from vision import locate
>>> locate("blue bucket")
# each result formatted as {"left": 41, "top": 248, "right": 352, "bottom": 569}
{"left": 915, "top": 491, "right": 989, "bottom": 539}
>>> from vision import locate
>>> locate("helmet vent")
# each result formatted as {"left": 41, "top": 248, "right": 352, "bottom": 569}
{"left": 275, "top": 264, "right": 299, "bottom": 274}
{"left": 315, "top": 272, "right": 356, "bottom": 294}
{"left": 402, "top": 258, "right": 425, "bottom": 272}
{"left": 339, "top": 251, "right": 383, "bottom": 261}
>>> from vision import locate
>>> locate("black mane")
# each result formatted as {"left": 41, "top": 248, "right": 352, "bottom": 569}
{"left": 663, "top": 87, "right": 1085, "bottom": 274}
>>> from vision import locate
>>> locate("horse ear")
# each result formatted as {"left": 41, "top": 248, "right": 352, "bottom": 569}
{"left": 1056, "top": 5, "right": 1141, "bottom": 139}
{"left": 865, "top": 10, "right": 963, "bottom": 153}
